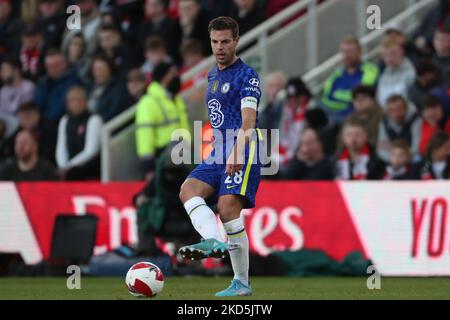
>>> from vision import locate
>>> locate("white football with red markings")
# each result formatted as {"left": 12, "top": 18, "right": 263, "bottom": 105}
{"left": 125, "top": 262, "right": 164, "bottom": 298}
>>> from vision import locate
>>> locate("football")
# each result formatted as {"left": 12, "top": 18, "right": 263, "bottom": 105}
{"left": 125, "top": 262, "right": 164, "bottom": 298}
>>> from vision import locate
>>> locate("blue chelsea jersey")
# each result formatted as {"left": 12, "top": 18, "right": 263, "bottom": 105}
{"left": 205, "top": 58, "right": 261, "bottom": 136}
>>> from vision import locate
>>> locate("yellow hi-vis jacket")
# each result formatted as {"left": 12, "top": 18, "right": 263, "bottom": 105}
{"left": 135, "top": 82, "right": 190, "bottom": 161}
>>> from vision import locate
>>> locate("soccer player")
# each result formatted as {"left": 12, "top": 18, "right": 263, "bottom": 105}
{"left": 178, "top": 16, "right": 262, "bottom": 297}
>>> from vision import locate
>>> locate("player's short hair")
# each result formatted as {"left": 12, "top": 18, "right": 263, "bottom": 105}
{"left": 208, "top": 16, "right": 239, "bottom": 39}
{"left": 390, "top": 139, "right": 411, "bottom": 153}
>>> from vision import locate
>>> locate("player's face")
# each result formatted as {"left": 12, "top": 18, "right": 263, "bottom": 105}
{"left": 210, "top": 30, "right": 239, "bottom": 68}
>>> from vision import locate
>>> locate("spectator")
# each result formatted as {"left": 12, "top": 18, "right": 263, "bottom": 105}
{"left": 135, "top": 62, "right": 190, "bottom": 178}
{"left": 377, "top": 37, "right": 416, "bottom": 108}
{"left": 34, "top": 49, "right": 81, "bottom": 121}
{"left": 418, "top": 95, "right": 450, "bottom": 156}
{"left": 412, "top": 0, "right": 450, "bottom": 53}
{"left": 36, "top": 0, "right": 66, "bottom": 49}
{"left": 17, "top": 101, "right": 57, "bottom": 164}
{"left": 0, "top": 129, "right": 57, "bottom": 181}
{"left": 87, "top": 54, "right": 129, "bottom": 122}
{"left": 20, "top": 22, "right": 46, "bottom": 80}
{"left": 179, "top": 39, "right": 206, "bottom": 91}
{"left": 280, "top": 128, "right": 335, "bottom": 180}
{"left": 0, "top": 57, "right": 35, "bottom": 116}
{"left": 56, "top": 86, "right": 103, "bottom": 180}
{"left": 259, "top": 71, "right": 286, "bottom": 145}
{"left": 0, "top": 0, "right": 23, "bottom": 62}
{"left": 384, "top": 24, "right": 423, "bottom": 66}
{"left": 201, "top": 0, "right": 232, "bottom": 20}
{"left": 100, "top": 6, "right": 122, "bottom": 30}
{"left": 304, "top": 108, "right": 340, "bottom": 157}
{"left": 0, "top": 113, "right": 19, "bottom": 159}
{"left": 432, "top": 27, "right": 450, "bottom": 85}
{"left": 415, "top": 130, "right": 450, "bottom": 179}
{"left": 377, "top": 95, "right": 421, "bottom": 163}
{"left": 320, "top": 36, "right": 379, "bottom": 124}
{"left": 141, "top": 36, "right": 173, "bottom": 84}
{"left": 62, "top": 0, "right": 101, "bottom": 55}
{"left": 231, "top": 0, "right": 265, "bottom": 36}
{"left": 383, "top": 139, "right": 415, "bottom": 180}
{"left": 136, "top": 0, "right": 180, "bottom": 61}
{"left": 61, "top": 31, "right": 90, "bottom": 83}
{"left": 430, "top": 83, "right": 450, "bottom": 120}
{"left": 97, "top": 25, "right": 137, "bottom": 78}
{"left": 180, "top": 39, "right": 205, "bottom": 73}
{"left": 276, "top": 77, "right": 312, "bottom": 170}
{"left": 347, "top": 85, "right": 383, "bottom": 147}
{"left": 176, "top": 0, "right": 211, "bottom": 56}
{"left": 408, "top": 59, "right": 441, "bottom": 110}
{"left": 336, "top": 117, "right": 385, "bottom": 180}
{"left": 126, "top": 68, "right": 147, "bottom": 107}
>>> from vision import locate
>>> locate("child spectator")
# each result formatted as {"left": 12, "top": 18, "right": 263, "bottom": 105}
{"left": 383, "top": 139, "right": 414, "bottom": 180}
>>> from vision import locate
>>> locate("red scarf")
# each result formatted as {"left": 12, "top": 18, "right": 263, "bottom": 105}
{"left": 336, "top": 144, "right": 371, "bottom": 180}
{"left": 20, "top": 47, "right": 41, "bottom": 76}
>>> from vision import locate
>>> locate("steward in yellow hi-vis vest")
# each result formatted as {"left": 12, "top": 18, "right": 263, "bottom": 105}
{"left": 135, "top": 63, "right": 190, "bottom": 176}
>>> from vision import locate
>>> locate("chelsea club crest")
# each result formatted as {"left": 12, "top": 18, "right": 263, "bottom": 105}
{"left": 221, "top": 82, "right": 230, "bottom": 94}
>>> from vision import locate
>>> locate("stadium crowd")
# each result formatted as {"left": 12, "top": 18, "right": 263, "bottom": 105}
{"left": 0, "top": 0, "right": 449, "bottom": 182}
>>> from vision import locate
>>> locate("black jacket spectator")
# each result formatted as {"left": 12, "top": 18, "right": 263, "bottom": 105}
{"left": 0, "top": 0, "right": 23, "bottom": 62}
{"left": 231, "top": 0, "right": 265, "bottom": 35}
{"left": 87, "top": 54, "right": 130, "bottom": 122}
{"left": 56, "top": 86, "right": 103, "bottom": 180}
{"left": 281, "top": 157, "right": 335, "bottom": 180}
{"left": 408, "top": 60, "right": 442, "bottom": 110}
{"left": 0, "top": 157, "right": 57, "bottom": 181}
{"left": 34, "top": 50, "right": 82, "bottom": 121}
{"left": 277, "top": 128, "right": 335, "bottom": 180}
{"left": 412, "top": 0, "right": 450, "bottom": 50}
{"left": 36, "top": 0, "right": 67, "bottom": 49}
{"left": 136, "top": 0, "right": 181, "bottom": 59}
{"left": 176, "top": 0, "right": 211, "bottom": 56}
{"left": 0, "top": 130, "right": 57, "bottom": 181}
{"left": 17, "top": 102, "right": 57, "bottom": 164}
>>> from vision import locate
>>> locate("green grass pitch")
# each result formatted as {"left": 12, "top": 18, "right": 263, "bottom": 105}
{"left": 0, "top": 277, "right": 449, "bottom": 300}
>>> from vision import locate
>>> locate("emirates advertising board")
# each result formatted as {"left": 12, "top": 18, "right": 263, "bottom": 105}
{"left": 0, "top": 181, "right": 449, "bottom": 276}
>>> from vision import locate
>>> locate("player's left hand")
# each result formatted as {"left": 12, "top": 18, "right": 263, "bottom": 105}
{"left": 226, "top": 148, "right": 244, "bottom": 176}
